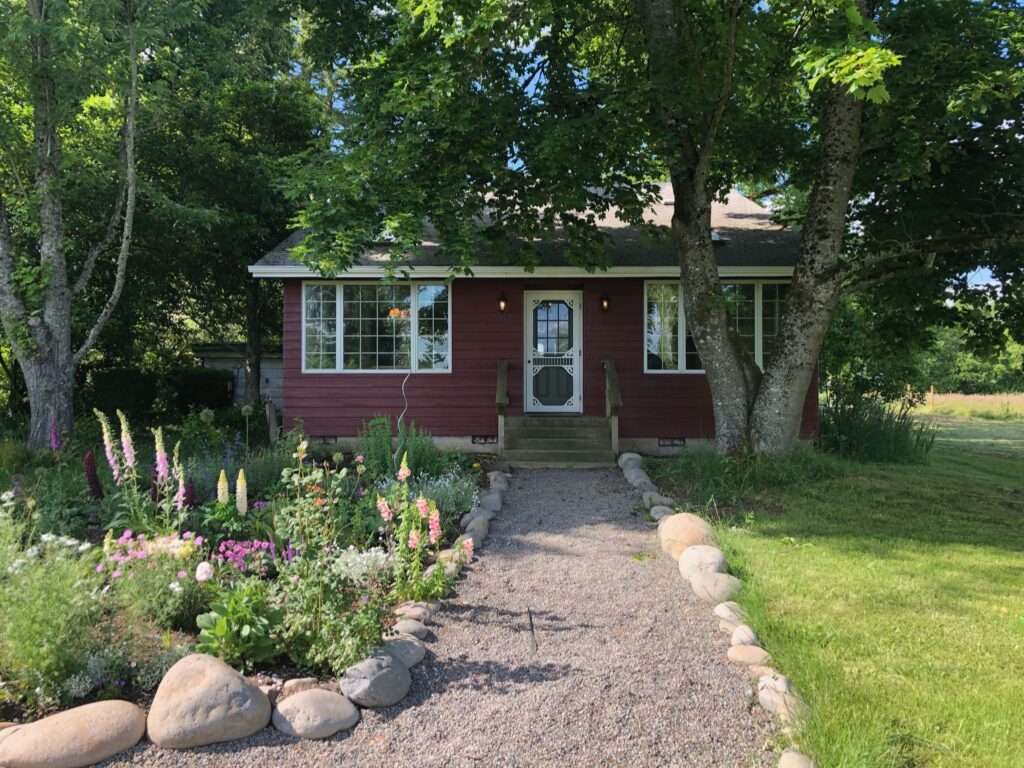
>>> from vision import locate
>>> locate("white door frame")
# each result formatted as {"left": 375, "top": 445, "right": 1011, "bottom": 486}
{"left": 523, "top": 290, "right": 583, "bottom": 413}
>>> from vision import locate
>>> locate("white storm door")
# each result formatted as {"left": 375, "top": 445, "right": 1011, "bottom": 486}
{"left": 524, "top": 291, "right": 583, "bottom": 413}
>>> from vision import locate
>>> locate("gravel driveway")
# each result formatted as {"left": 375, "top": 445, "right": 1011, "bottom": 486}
{"left": 101, "top": 468, "right": 773, "bottom": 768}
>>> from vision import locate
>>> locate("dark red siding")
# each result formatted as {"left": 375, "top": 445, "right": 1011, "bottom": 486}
{"left": 282, "top": 279, "right": 819, "bottom": 440}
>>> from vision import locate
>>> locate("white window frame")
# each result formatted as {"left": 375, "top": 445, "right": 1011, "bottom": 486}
{"left": 301, "top": 280, "right": 453, "bottom": 374}
{"left": 643, "top": 279, "right": 791, "bottom": 374}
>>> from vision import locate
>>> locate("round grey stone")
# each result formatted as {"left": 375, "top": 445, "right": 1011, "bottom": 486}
{"left": 728, "top": 644, "right": 770, "bottom": 665}
{"left": 689, "top": 572, "right": 742, "bottom": 603}
{"left": 730, "top": 624, "right": 759, "bottom": 646}
{"left": 678, "top": 545, "right": 727, "bottom": 579}
{"left": 713, "top": 600, "right": 747, "bottom": 623}
{"left": 394, "top": 603, "right": 432, "bottom": 624}
{"left": 487, "top": 471, "right": 510, "bottom": 491}
{"left": 478, "top": 490, "right": 503, "bottom": 513}
{"left": 281, "top": 677, "right": 319, "bottom": 696}
{"left": 340, "top": 655, "right": 412, "bottom": 708}
{"left": 381, "top": 634, "right": 427, "bottom": 668}
{"left": 393, "top": 618, "right": 429, "bottom": 639}
{"left": 272, "top": 688, "right": 359, "bottom": 740}
{"left": 642, "top": 491, "right": 676, "bottom": 509}
{"left": 649, "top": 505, "right": 675, "bottom": 521}
{"left": 617, "top": 452, "right": 642, "bottom": 469}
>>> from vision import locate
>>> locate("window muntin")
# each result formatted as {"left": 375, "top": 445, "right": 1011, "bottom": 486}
{"left": 416, "top": 284, "right": 450, "bottom": 370}
{"left": 645, "top": 282, "right": 681, "bottom": 371}
{"left": 644, "top": 280, "right": 790, "bottom": 373}
{"left": 302, "top": 282, "right": 450, "bottom": 373}
{"left": 722, "top": 282, "right": 756, "bottom": 358}
{"left": 533, "top": 299, "right": 573, "bottom": 355}
{"left": 761, "top": 283, "right": 789, "bottom": 365}
{"left": 303, "top": 284, "right": 338, "bottom": 371}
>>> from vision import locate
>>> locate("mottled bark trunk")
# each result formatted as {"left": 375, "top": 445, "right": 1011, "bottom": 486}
{"left": 748, "top": 86, "right": 863, "bottom": 455}
{"left": 243, "top": 276, "right": 262, "bottom": 405}
{"left": 22, "top": 345, "right": 74, "bottom": 449}
{"left": 671, "top": 175, "right": 760, "bottom": 455}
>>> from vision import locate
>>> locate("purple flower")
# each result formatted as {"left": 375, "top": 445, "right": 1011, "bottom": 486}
{"left": 83, "top": 451, "right": 104, "bottom": 500}
{"left": 49, "top": 414, "right": 62, "bottom": 452}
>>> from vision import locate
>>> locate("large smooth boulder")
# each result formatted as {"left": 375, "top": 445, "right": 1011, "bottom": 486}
{"left": 731, "top": 624, "right": 759, "bottom": 647}
{"left": 713, "top": 601, "right": 747, "bottom": 624}
{"left": 340, "top": 655, "right": 411, "bottom": 708}
{"left": 757, "top": 674, "right": 808, "bottom": 723}
{"left": 780, "top": 748, "right": 818, "bottom": 768}
{"left": 272, "top": 688, "right": 359, "bottom": 740}
{"left": 728, "top": 644, "right": 770, "bottom": 666}
{"left": 617, "top": 452, "right": 642, "bottom": 469}
{"left": 487, "top": 471, "right": 510, "bottom": 491}
{"left": 0, "top": 701, "right": 145, "bottom": 768}
{"left": 658, "top": 513, "right": 715, "bottom": 558}
{"left": 678, "top": 545, "right": 727, "bottom": 578}
{"left": 393, "top": 618, "right": 428, "bottom": 639}
{"left": 689, "top": 572, "right": 742, "bottom": 603}
{"left": 478, "top": 490, "right": 503, "bottom": 513}
{"left": 642, "top": 491, "right": 676, "bottom": 509}
{"left": 381, "top": 634, "right": 427, "bottom": 668}
{"left": 147, "top": 654, "right": 271, "bottom": 749}
{"left": 460, "top": 508, "right": 495, "bottom": 529}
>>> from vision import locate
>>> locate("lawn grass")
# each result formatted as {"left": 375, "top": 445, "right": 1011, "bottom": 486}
{"left": 649, "top": 418, "right": 1024, "bottom": 768}
{"left": 915, "top": 392, "right": 1024, "bottom": 421}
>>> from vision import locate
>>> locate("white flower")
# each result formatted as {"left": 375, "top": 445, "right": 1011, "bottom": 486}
{"left": 195, "top": 562, "right": 214, "bottom": 583}
{"left": 40, "top": 533, "right": 56, "bottom": 543}
{"left": 78, "top": 542, "right": 92, "bottom": 553}
{"left": 60, "top": 537, "right": 79, "bottom": 548}
{"left": 168, "top": 582, "right": 183, "bottom": 594}
{"left": 24, "top": 547, "right": 38, "bottom": 559}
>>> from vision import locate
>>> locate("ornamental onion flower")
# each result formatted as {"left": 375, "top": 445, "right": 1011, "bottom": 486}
{"left": 376, "top": 497, "right": 393, "bottom": 521}
{"left": 116, "top": 410, "right": 136, "bottom": 469}
{"left": 416, "top": 496, "right": 429, "bottom": 518}
{"left": 428, "top": 510, "right": 442, "bottom": 544}
{"left": 408, "top": 529, "right": 421, "bottom": 550}
{"left": 236, "top": 469, "right": 248, "bottom": 516}
{"left": 195, "top": 561, "right": 214, "bottom": 582}
{"left": 152, "top": 427, "right": 170, "bottom": 484}
{"left": 217, "top": 470, "right": 229, "bottom": 504}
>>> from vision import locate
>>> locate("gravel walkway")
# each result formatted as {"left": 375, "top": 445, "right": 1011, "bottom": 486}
{"left": 101, "top": 468, "right": 773, "bottom": 768}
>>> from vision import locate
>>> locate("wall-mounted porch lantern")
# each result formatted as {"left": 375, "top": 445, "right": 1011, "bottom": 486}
{"left": 600, "top": 291, "right": 610, "bottom": 312}
{"left": 498, "top": 292, "right": 508, "bottom": 313}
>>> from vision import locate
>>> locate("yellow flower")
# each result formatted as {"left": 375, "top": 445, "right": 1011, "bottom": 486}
{"left": 217, "top": 470, "right": 229, "bottom": 505}
{"left": 236, "top": 469, "right": 248, "bottom": 516}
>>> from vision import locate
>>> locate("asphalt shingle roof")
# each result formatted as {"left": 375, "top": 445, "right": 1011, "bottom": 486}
{"left": 253, "top": 188, "right": 799, "bottom": 272}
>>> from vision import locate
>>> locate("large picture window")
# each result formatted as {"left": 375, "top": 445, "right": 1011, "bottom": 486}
{"left": 302, "top": 282, "right": 451, "bottom": 373}
{"left": 644, "top": 280, "right": 789, "bottom": 373}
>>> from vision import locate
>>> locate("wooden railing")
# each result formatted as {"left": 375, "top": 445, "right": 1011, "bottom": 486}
{"left": 603, "top": 359, "right": 622, "bottom": 455}
{"left": 496, "top": 359, "right": 509, "bottom": 453}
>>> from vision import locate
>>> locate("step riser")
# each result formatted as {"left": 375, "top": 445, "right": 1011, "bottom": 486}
{"left": 504, "top": 428, "right": 610, "bottom": 440}
{"left": 505, "top": 438, "right": 612, "bottom": 451}
{"left": 505, "top": 417, "right": 608, "bottom": 428}
{"left": 501, "top": 450, "right": 616, "bottom": 464}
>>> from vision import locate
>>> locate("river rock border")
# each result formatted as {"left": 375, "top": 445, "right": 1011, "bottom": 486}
{"left": 0, "top": 471, "right": 511, "bottom": 768}
{"left": 617, "top": 452, "right": 817, "bottom": 768}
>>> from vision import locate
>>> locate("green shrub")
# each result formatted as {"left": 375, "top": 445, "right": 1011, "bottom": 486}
{"left": 359, "top": 415, "right": 395, "bottom": 478}
{"left": 820, "top": 391, "right": 936, "bottom": 463}
{"left": 83, "top": 368, "right": 159, "bottom": 419}
{"left": 160, "top": 368, "right": 234, "bottom": 418}
{"left": 196, "top": 578, "right": 282, "bottom": 671}
{"left": 0, "top": 519, "right": 104, "bottom": 711}
{"left": 358, "top": 415, "right": 445, "bottom": 480}
{"left": 396, "top": 419, "right": 445, "bottom": 478}
{"left": 413, "top": 469, "right": 479, "bottom": 530}
{"left": 648, "top": 448, "right": 839, "bottom": 508}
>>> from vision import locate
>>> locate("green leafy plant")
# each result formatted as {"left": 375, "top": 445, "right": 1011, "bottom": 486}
{"left": 196, "top": 578, "right": 282, "bottom": 671}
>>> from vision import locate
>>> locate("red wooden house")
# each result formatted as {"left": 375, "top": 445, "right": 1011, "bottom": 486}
{"left": 250, "top": 188, "right": 817, "bottom": 464}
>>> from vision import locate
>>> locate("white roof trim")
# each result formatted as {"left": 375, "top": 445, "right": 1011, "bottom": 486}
{"left": 249, "top": 263, "right": 795, "bottom": 279}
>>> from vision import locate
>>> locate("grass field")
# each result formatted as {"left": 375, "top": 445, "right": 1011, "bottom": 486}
{"left": 915, "top": 392, "right": 1024, "bottom": 421}
{"left": 650, "top": 418, "right": 1024, "bottom": 768}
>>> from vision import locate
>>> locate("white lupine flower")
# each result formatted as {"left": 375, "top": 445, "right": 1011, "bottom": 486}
{"left": 168, "top": 582, "right": 183, "bottom": 594}
{"left": 40, "top": 533, "right": 56, "bottom": 543}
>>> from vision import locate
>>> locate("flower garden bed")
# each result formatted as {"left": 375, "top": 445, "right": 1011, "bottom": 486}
{"left": 0, "top": 411, "right": 501, "bottom": 766}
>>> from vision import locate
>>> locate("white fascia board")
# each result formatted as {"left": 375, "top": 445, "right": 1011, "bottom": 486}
{"left": 248, "top": 263, "right": 794, "bottom": 279}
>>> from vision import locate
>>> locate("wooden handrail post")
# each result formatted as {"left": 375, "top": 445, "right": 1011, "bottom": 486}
{"left": 496, "top": 360, "right": 509, "bottom": 454}
{"left": 603, "top": 359, "right": 622, "bottom": 455}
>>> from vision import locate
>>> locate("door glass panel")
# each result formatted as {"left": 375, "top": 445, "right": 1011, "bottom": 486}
{"left": 534, "top": 300, "right": 572, "bottom": 355}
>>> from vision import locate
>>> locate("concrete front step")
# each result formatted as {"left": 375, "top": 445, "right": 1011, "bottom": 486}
{"left": 505, "top": 415, "right": 608, "bottom": 428}
{"left": 501, "top": 449, "right": 616, "bottom": 466}
{"left": 505, "top": 437, "right": 612, "bottom": 451}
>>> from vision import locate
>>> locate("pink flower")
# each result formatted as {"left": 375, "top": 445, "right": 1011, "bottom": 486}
{"left": 195, "top": 562, "right": 214, "bottom": 583}
{"left": 176, "top": 570, "right": 186, "bottom": 579}
{"left": 112, "top": 569, "right": 122, "bottom": 579}
{"left": 376, "top": 498, "right": 393, "bottom": 521}
{"left": 462, "top": 537, "right": 474, "bottom": 561}
{"left": 397, "top": 467, "right": 411, "bottom": 482}
{"left": 416, "top": 497, "right": 429, "bottom": 518}
{"left": 355, "top": 454, "right": 365, "bottom": 463}
{"left": 428, "top": 511, "right": 441, "bottom": 544}
{"left": 117, "top": 411, "right": 136, "bottom": 469}
{"left": 95, "top": 563, "right": 104, "bottom": 573}
{"left": 408, "top": 529, "right": 421, "bottom": 550}
{"left": 153, "top": 428, "right": 169, "bottom": 483}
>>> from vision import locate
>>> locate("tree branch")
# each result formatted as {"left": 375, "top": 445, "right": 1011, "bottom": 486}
{"left": 73, "top": 166, "right": 127, "bottom": 296}
{"left": 695, "top": 0, "right": 742, "bottom": 175}
{"left": 0, "top": 193, "right": 30, "bottom": 351}
{"left": 74, "top": 4, "right": 138, "bottom": 366}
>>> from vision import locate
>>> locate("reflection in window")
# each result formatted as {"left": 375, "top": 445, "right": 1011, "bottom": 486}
{"left": 646, "top": 283, "right": 680, "bottom": 371}
{"left": 417, "top": 284, "right": 450, "bottom": 370}
{"left": 303, "top": 284, "right": 337, "bottom": 371}
{"left": 534, "top": 300, "right": 572, "bottom": 355}
{"left": 722, "top": 283, "right": 756, "bottom": 358}
{"left": 761, "top": 283, "right": 789, "bottom": 365}
{"left": 343, "top": 284, "right": 412, "bottom": 370}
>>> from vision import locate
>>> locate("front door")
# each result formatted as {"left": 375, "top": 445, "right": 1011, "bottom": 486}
{"left": 524, "top": 290, "right": 583, "bottom": 413}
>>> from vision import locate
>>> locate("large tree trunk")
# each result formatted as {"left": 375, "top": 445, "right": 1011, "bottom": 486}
{"left": 670, "top": 174, "right": 760, "bottom": 455}
{"left": 22, "top": 346, "right": 74, "bottom": 449}
{"left": 243, "top": 275, "right": 262, "bottom": 405}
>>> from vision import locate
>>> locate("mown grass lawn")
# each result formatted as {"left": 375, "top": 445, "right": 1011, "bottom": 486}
{"left": 650, "top": 418, "right": 1024, "bottom": 768}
